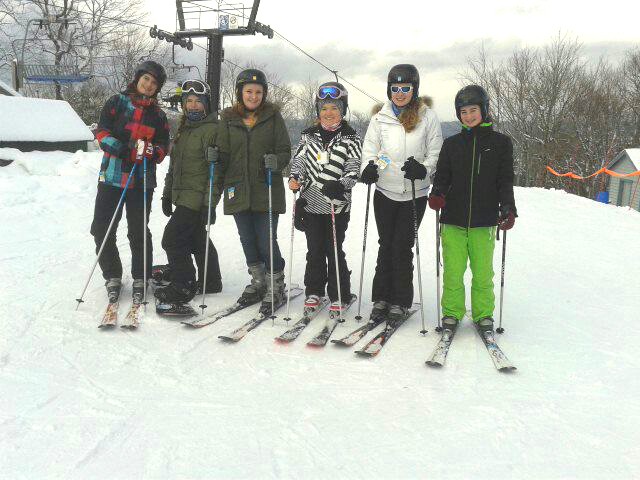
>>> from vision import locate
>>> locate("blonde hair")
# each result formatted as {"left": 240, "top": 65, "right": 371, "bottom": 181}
{"left": 398, "top": 99, "right": 421, "bottom": 133}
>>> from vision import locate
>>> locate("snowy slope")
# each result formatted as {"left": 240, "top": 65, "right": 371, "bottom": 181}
{"left": 1, "top": 149, "right": 639, "bottom": 479}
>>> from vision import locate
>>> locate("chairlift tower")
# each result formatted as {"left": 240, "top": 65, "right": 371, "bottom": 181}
{"left": 169, "top": 0, "right": 273, "bottom": 115}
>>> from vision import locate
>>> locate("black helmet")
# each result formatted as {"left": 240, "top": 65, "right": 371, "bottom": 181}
{"left": 454, "top": 85, "right": 490, "bottom": 122}
{"left": 387, "top": 64, "right": 420, "bottom": 100}
{"left": 235, "top": 68, "right": 268, "bottom": 103}
{"left": 315, "top": 81, "right": 348, "bottom": 116}
{"left": 134, "top": 60, "right": 167, "bottom": 91}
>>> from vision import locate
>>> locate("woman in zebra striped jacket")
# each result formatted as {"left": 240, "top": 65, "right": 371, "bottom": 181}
{"left": 288, "top": 82, "right": 363, "bottom": 312}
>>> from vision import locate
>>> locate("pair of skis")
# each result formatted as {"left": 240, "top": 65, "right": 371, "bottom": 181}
{"left": 98, "top": 300, "right": 143, "bottom": 330}
{"left": 426, "top": 324, "right": 516, "bottom": 371}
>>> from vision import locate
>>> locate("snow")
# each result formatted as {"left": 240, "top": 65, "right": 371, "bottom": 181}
{"left": 624, "top": 148, "right": 640, "bottom": 168}
{"left": 0, "top": 96, "right": 93, "bottom": 142}
{"left": 0, "top": 79, "right": 21, "bottom": 97}
{"left": 1, "top": 150, "right": 640, "bottom": 479}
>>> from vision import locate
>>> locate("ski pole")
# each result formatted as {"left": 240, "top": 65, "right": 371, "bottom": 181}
{"left": 142, "top": 140, "right": 148, "bottom": 307}
{"left": 411, "top": 179, "right": 427, "bottom": 335}
{"left": 283, "top": 188, "right": 298, "bottom": 323}
{"left": 266, "top": 165, "right": 275, "bottom": 321}
{"left": 330, "top": 202, "right": 344, "bottom": 323}
{"left": 199, "top": 146, "right": 218, "bottom": 316}
{"left": 435, "top": 210, "right": 442, "bottom": 332}
{"left": 355, "top": 170, "right": 373, "bottom": 321}
{"left": 497, "top": 229, "right": 507, "bottom": 334}
{"left": 75, "top": 163, "right": 138, "bottom": 309}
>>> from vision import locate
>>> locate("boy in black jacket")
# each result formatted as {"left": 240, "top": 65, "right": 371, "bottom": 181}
{"left": 428, "top": 85, "right": 517, "bottom": 333}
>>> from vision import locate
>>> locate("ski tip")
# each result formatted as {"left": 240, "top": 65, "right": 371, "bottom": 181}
{"left": 274, "top": 337, "right": 292, "bottom": 344}
{"left": 218, "top": 335, "right": 238, "bottom": 343}
{"left": 354, "top": 350, "right": 376, "bottom": 358}
{"left": 499, "top": 366, "right": 517, "bottom": 372}
{"left": 306, "top": 343, "right": 324, "bottom": 349}
{"left": 98, "top": 324, "right": 116, "bottom": 329}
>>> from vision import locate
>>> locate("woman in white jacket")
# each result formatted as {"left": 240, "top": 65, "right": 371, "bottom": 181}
{"left": 360, "top": 64, "right": 443, "bottom": 323}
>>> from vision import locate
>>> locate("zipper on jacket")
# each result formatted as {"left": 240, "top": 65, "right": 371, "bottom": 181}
{"left": 477, "top": 152, "right": 482, "bottom": 175}
{"left": 467, "top": 134, "right": 477, "bottom": 230}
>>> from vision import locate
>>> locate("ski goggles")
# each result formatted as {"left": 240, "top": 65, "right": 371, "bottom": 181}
{"left": 390, "top": 85, "right": 413, "bottom": 94}
{"left": 318, "top": 85, "right": 348, "bottom": 100}
{"left": 181, "top": 80, "right": 209, "bottom": 95}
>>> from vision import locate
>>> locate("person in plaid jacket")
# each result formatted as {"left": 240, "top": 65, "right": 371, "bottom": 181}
{"left": 90, "top": 60, "right": 170, "bottom": 302}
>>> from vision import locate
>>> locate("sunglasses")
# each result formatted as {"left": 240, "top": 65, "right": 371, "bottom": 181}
{"left": 318, "top": 85, "right": 348, "bottom": 99}
{"left": 182, "top": 80, "right": 209, "bottom": 95}
{"left": 390, "top": 85, "right": 413, "bottom": 94}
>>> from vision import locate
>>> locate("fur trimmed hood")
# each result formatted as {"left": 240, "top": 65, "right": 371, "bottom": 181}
{"left": 371, "top": 95, "right": 433, "bottom": 116}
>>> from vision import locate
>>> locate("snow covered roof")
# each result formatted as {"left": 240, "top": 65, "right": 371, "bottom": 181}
{"left": 0, "top": 79, "right": 21, "bottom": 97}
{"left": 0, "top": 96, "right": 92, "bottom": 142}
{"left": 610, "top": 148, "right": 640, "bottom": 170}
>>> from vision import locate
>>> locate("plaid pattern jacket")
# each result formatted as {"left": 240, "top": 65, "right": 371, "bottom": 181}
{"left": 95, "top": 93, "right": 170, "bottom": 190}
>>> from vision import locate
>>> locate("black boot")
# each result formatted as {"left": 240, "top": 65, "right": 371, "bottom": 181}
{"left": 442, "top": 316, "right": 459, "bottom": 333}
{"left": 476, "top": 317, "right": 494, "bottom": 334}
{"left": 154, "top": 281, "right": 196, "bottom": 304}
{"left": 196, "top": 278, "right": 222, "bottom": 295}
{"left": 260, "top": 270, "right": 286, "bottom": 314}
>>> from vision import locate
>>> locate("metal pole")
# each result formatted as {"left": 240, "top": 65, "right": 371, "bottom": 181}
{"left": 411, "top": 180, "right": 427, "bottom": 335}
{"left": 142, "top": 141, "right": 148, "bottom": 307}
{"left": 206, "top": 33, "right": 223, "bottom": 116}
{"left": 330, "top": 202, "right": 344, "bottom": 323}
{"left": 283, "top": 190, "right": 297, "bottom": 323}
{"left": 435, "top": 210, "right": 442, "bottom": 332}
{"left": 267, "top": 167, "right": 275, "bottom": 320}
{"left": 199, "top": 146, "right": 217, "bottom": 316}
{"left": 497, "top": 229, "right": 507, "bottom": 334}
{"left": 75, "top": 163, "right": 138, "bottom": 309}
{"left": 354, "top": 182, "right": 372, "bottom": 321}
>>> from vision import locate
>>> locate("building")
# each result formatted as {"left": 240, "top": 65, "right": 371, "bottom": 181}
{"left": 0, "top": 95, "right": 93, "bottom": 153}
{"left": 607, "top": 149, "right": 640, "bottom": 211}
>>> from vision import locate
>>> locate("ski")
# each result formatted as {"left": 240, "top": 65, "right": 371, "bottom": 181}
{"left": 425, "top": 327, "right": 456, "bottom": 367}
{"left": 275, "top": 297, "right": 330, "bottom": 343}
{"left": 476, "top": 326, "right": 517, "bottom": 371}
{"left": 330, "top": 308, "right": 387, "bottom": 347}
{"left": 355, "top": 309, "right": 417, "bottom": 357}
{"left": 98, "top": 301, "right": 119, "bottom": 329}
{"left": 120, "top": 302, "right": 143, "bottom": 330}
{"left": 218, "top": 287, "right": 304, "bottom": 342}
{"left": 307, "top": 294, "right": 357, "bottom": 348}
{"left": 181, "top": 300, "right": 257, "bottom": 328}
{"left": 156, "top": 300, "right": 198, "bottom": 317}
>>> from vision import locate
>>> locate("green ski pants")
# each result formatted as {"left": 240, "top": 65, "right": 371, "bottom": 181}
{"left": 440, "top": 224, "right": 496, "bottom": 322}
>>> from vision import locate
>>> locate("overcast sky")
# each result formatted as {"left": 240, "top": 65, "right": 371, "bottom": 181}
{"left": 146, "top": 0, "right": 639, "bottom": 121}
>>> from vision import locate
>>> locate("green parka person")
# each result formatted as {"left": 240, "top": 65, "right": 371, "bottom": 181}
{"left": 215, "top": 69, "right": 292, "bottom": 312}
{"left": 154, "top": 79, "right": 222, "bottom": 306}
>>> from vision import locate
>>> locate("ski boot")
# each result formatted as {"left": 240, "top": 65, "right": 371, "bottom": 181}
{"left": 441, "top": 316, "right": 459, "bottom": 333}
{"left": 237, "top": 263, "right": 267, "bottom": 306}
{"left": 304, "top": 294, "right": 322, "bottom": 315}
{"left": 476, "top": 317, "right": 494, "bottom": 334}
{"left": 196, "top": 278, "right": 223, "bottom": 295}
{"left": 154, "top": 280, "right": 197, "bottom": 304}
{"left": 370, "top": 300, "right": 389, "bottom": 323}
{"left": 105, "top": 278, "right": 122, "bottom": 304}
{"left": 132, "top": 279, "right": 148, "bottom": 305}
{"left": 260, "top": 270, "right": 286, "bottom": 315}
{"left": 387, "top": 304, "right": 409, "bottom": 326}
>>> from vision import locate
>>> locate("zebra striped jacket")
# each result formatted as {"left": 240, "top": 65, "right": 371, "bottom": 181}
{"left": 289, "top": 122, "right": 363, "bottom": 214}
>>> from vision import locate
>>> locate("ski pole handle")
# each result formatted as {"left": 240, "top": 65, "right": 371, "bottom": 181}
{"left": 206, "top": 145, "right": 219, "bottom": 164}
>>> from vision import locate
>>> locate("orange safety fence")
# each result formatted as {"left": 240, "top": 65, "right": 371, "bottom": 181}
{"left": 546, "top": 166, "right": 640, "bottom": 180}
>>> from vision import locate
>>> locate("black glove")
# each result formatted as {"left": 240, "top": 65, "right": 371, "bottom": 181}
{"left": 201, "top": 205, "right": 216, "bottom": 226}
{"left": 321, "top": 180, "right": 346, "bottom": 201}
{"left": 401, "top": 156, "right": 427, "bottom": 181}
{"left": 498, "top": 205, "right": 516, "bottom": 231}
{"left": 118, "top": 139, "right": 135, "bottom": 161}
{"left": 161, "top": 196, "right": 173, "bottom": 217}
{"left": 360, "top": 162, "right": 379, "bottom": 185}
{"left": 294, "top": 197, "right": 307, "bottom": 232}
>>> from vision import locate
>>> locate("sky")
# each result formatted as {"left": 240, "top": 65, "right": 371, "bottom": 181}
{"left": 146, "top": 0, "right": 640, "bottom": 121}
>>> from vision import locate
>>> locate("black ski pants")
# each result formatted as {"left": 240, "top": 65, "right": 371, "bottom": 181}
{"left": 303, "top": 211, "right": 351, "bottom": 302}
{"left": 90, "top": 182, "right": 153, "bottom": 280}
{"left": 161, "top": 205, "right": 220, "bottom": 284}
{"left": 371, "top": 190, "right": 427, "bottom": 307}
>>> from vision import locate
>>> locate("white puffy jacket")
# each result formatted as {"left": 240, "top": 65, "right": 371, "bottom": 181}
{"left": 362, "top": 98, "right": 443, "bottom": 201}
